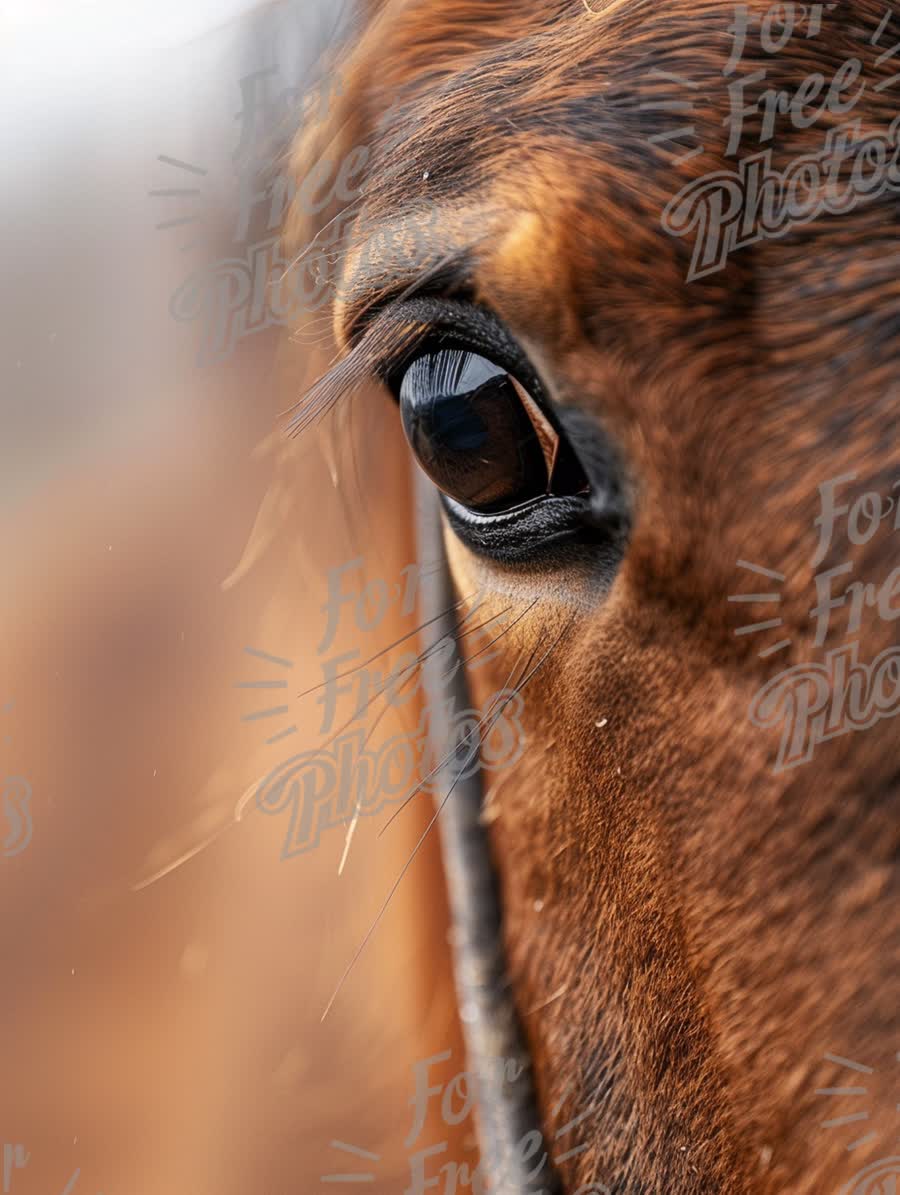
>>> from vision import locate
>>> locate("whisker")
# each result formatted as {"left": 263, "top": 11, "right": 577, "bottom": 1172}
{"left": 337, "top": 664, "right": 423, "bottom": 876}
{"left": 378, "top": 628, "right": 540, "bottom": 837}
{"left": 326, "top": 693, "right": 520, "bottom": 1011}
{"left": 321, "top": 792, "right": 449, "bottom": 1023}
{"left": 451, "top": 597, "right": 540, "bottom": 672}
{"left": 434, "top": 611, "right": 516, "bottom": 685}
{"left": 291, "top": 311, "right": 340, "bottom": 343}
{"left": 305, "top": 605, "right": 489, "bottom": 754}
{"left": 307, "top": 595, "right": 514, "bottom": 753}
{"left": 333, "top": 599, "right": 507, "bottom": 878}
{"left": 525, "top": 983, "right": 569, "bottom": 1017}
{"left": 132, "top": 821, "right": 235, "bottom": 891}
{"left": 295, "top": 590, "right": 472, "bottom": 698}
{"left": 330, "top": 601, "right": 518, "bottom": 843}
{"left": 320, "top": 616, "right": 570, "bottom": 1022}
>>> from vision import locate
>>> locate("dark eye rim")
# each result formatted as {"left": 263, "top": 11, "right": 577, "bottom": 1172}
{"left": 378, "top": 298, "right": 591, "bottom": 504}
{"left": 441, "top": 490, "right": 601, "bottom": 561}
{"left": 377, "top": 298, "right": 550, "bottom": 414}
{"left": 371, "top": 297, "right": 626, "bottom": 563}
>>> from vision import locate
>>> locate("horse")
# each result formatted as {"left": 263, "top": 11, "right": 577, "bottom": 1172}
{"left": 283, "top": 2, "right": 900, "bottom": 1190}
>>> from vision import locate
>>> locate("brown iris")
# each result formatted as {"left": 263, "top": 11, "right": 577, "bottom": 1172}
{"left": 397, "top": 348, "right": 572, "bottom": 514}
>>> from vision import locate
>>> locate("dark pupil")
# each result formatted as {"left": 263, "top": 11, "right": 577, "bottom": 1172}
{"left": 398, "top": 348, "right": 548, "bottom": 513}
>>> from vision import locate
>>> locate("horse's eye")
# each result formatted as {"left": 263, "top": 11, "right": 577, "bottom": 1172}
{"left": 371, "top": 299, "right": 615, "bottom": 564}
{"left": 396, "top": 347, "right": 587, "bottom": 515}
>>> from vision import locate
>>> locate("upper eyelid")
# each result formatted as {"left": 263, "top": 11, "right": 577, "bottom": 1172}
{"left": 364, "top": 298, "right": 550, "bottom": 401}
{"left": 287, "top": 296, "right": 548, "bottom": 440}
{"left": 336, "top": 237, "right": 480, "bottom": 350}
{"left": 333, "top": 204, "right": 499, "bottom": 351}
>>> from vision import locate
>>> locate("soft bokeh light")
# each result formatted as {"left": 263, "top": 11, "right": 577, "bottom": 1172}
{"left": 1, "top": 4, "right": 469, "bottom": 1191}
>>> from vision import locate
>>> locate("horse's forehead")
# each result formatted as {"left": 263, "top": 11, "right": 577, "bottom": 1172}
{"left": 355, "top": 1, "right": 882, "bottom": 337}
{"left": 364, "top": 3, "right": 733, "bottom": 184}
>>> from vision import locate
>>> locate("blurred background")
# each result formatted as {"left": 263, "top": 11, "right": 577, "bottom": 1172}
{"left": 1, "top": 2, "right": 470, "bottom": 1191}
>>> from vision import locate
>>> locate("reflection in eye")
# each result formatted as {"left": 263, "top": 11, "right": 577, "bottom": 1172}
{"left": 397, "top": 347, "right": 581, "bottom": 514}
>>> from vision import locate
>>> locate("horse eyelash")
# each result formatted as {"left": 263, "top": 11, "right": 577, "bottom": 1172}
{"left": 283, "top": 236, "right": 486, "bottom": 438}
{"left": 284, "top": 314, "right": 429, "bottom": 438}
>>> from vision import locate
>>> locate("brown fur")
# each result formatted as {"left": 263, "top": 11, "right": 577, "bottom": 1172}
{"left": 285, "top": 3, "right": 900, "bottom": 1191}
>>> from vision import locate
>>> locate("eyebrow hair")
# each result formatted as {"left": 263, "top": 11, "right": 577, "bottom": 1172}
{"left": 283, "top": 237, "right": 485, "bottom": 439}
{"left": 339, "top": 239, "right": 480, "bottom": 345}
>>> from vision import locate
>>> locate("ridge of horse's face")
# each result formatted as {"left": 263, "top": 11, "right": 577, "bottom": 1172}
{"left": 288, "top": 2, "right": 900, "bottom": 1191}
